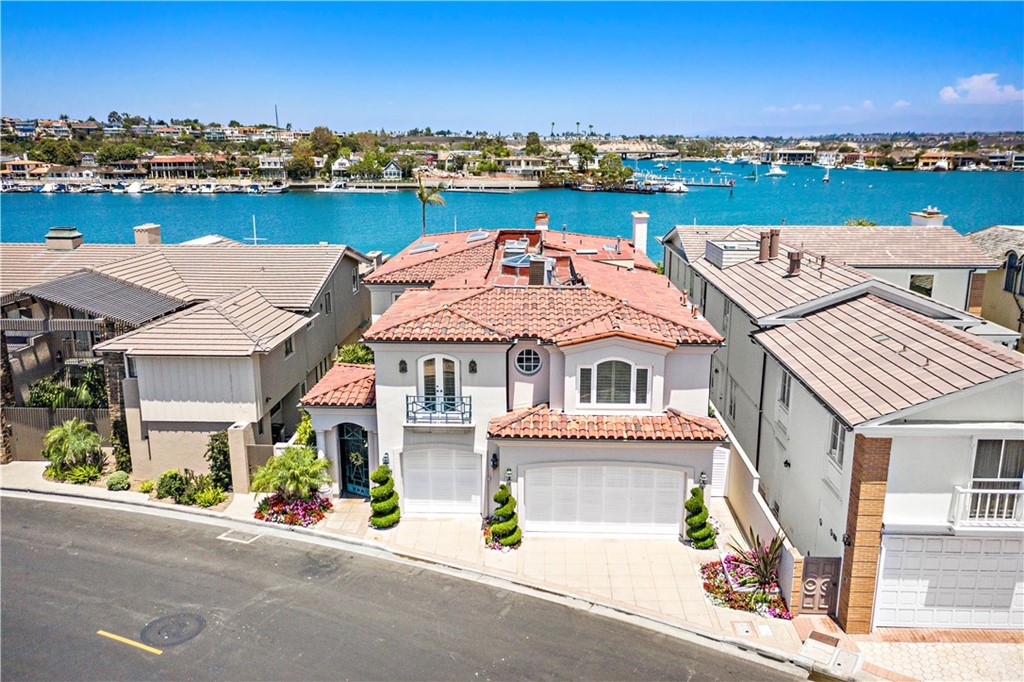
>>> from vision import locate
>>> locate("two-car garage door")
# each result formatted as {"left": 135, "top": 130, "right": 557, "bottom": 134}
{"left": 524, "top": 465, "right": 687, "bottom": 535}
{"left": 403, "top": 450, "right": 481, "bottom": 514}
{"left": 875, "top": 535, "right": 1024, "bottom": 628}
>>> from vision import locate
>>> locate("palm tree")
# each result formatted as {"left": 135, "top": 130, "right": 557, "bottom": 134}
{"left": 576, "top": 121, "right": 581, "bottom": 136}
{"left": 588, "top": 124, "right": 594, "bottom": 137}
{"left": 251, "top": 445, "right": 332, "bottom": 502}
{"left": 550, "top": 121, "right": 555, "bottom": 137}
{"left": 43, "top": 418, "right": 102, "bottom": 470}
{"left": 415, "top": 176, "right": 445, "bottom": 236}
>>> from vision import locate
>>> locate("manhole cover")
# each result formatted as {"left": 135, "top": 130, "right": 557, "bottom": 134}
{"left": 141, "top": 613, "right": 205, "bottom": 647}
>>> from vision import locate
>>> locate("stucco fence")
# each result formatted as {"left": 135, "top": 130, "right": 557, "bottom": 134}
{"left": 725, "top": 443, "right": 805, "bottom": 616}
{"left": 4, "top": 407, "right": 112, "bottom": 461}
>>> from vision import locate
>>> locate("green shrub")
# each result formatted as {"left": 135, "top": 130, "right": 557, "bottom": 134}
{"left": 139, "top": 479, "right": 154, "bottom": 494}
{"left": 685, "top": 487, "right": 716, "bottom": 550}
{"left": 193, "top": 487, "right": 226, "bottom": 508}
{"left": 42, "top": 418, "right": 104, "bottom": 470}
{"left": 293, "top": 410, "right": 316, "bottom": 448}
{"left": 156, "top": 470, "right": 187, "bottom": 500}
{"left": 106, "top": 470, "right": 131, "bottom": 491}
{"left": 250, "top": 446, "right": 332, "bottom": 502}
{"left": 111, "top": 416, "right": 131, "bottom": 473}
{"left": 335, "top": 343, "right": 373, "bottom": 365}
{"left": 43, "top": 464, "right": 66, "bottom": 481}
{"left": 369, "top": 464, "right": 400, "bottom": 528}
{"left": 204, "top": 431, "right": 232, "bottom": 491}
{"left": 490, "top": 484, "right": 522, "bottom": 547}
{"left": 65, "top": 463, "right": 102, "bottom": 484}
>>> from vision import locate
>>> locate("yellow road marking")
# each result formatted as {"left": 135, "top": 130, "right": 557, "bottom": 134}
{"left": 96, "top": 630, "right": 163, "bottom": 655}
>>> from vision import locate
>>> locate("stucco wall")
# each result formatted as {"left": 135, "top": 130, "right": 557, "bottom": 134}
{"left": 861, "top": 266, "right": 970, "bottom": 311}
{"left": 561, "top": 338, "right": 670, "bottom": 415}
{"left": 507, "top": 340, "right": 551, "bottom": 410}
{"left": 884, "top": 435, "right": 974, "bottom": 530}
{"left": 904, "top": 377, "right": 1024, "bottom": 423}
{"left": 979, "top": 268, "right": 1024, "bottom": 351}
{"left": 134, "top": 421, "right": 232, "bottom": 480}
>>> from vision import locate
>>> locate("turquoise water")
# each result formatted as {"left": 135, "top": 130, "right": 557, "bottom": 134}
{"left": 2, "top": 161, "right": 1022, "bottom": 260}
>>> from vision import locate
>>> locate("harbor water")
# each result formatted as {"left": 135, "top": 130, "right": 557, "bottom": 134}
{"left": 2, "top": 161, "right": 1022, "bottom": 261}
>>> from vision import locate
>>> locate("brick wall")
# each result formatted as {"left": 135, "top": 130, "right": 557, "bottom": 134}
{"left": 836, "top": 435, "right": 891, "bottom": 634}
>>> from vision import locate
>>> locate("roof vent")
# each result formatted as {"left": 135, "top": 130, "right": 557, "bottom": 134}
{"left": 503, "top": 238, "right": 529, "bottom": 255}
{"left": 575, "top": 248, "right": 599, "bottom": 255}
{"left": 44, "top": 226, "right": 83, "bottom": 251}
{"left": 409, "top": 241, "right": 439, "bottom": 255}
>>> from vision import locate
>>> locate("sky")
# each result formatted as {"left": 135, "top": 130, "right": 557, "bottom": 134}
{"left": 2, "top": 1, "right": 1022, "bottom": 136}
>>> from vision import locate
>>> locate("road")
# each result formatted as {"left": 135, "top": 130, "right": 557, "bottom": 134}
{"left": 1, "top": 497, "right": 800, "bottom": 681}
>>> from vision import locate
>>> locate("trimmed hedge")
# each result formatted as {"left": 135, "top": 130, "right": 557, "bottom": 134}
{"left": 106, "top": 470, "right": 131, "bottom": 491}
{"left": 491, "top": 484, "right": 522, "bottom": 547}
{"left": 369, "top": 464, "right": 400, "bottom": 529}
{"left": 685, "top": 487, "right": 716, "bottom": 549}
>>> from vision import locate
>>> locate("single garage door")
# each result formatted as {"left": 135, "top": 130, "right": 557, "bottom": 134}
{"left": 524, "top": 465, "right": 687, "bottom": 535}
{"left": 403, "top": 450, "right": 481, "bottom": 514}
{"left": 875, "top": 535, "right": 1024, "bottom": 628}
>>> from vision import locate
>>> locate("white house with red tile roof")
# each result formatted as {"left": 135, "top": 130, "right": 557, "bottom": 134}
{"left": 303, "top": 211, "right": 731, "bottom": 537}
{"left": 663, "top": 225, "right": 1024, "bottom": 634}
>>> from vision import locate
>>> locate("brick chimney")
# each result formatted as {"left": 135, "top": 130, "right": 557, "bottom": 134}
{"left": 787, "top": 250, "right": 803, "bottom": 277}
{"left": 631, "top": 211, "right": 649, "bottom": 255}
{"left": 44, "top": 226, "right": 83, "bottom": 251}
{"left": 133, "top": 222, "right": 162, "bottom": 245}
{"left": 758, "top": 231, "right": 770, "bottom": 262}
{"left": 769, "top": 228, "right": 781, "bottom": 259}
{"left": 534, "top": 211, "right": 550, "bottom": 231}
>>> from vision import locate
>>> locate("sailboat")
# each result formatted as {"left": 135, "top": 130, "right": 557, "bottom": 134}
{"left": 744, "top": 165, "right": 758, "bottom": 181}
{"left": 823, "top": 167, "right": 831, "bottom": 184}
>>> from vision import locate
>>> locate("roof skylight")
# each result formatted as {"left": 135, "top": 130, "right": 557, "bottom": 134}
{"left": 466, "top": 230, "right": 489, "bottom": 243}
{"left": 409, "top": 241, "right": 439, "bottom": 255}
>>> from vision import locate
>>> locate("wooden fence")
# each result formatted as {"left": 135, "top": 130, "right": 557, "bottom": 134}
{"left": 4, "top": 407, "right": 112, "bottom": 461}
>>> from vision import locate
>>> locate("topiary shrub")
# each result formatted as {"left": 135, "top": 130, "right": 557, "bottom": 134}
{"left": 685, "top": 487, "right": 716, "bottom": 549}
{"left": 139, "top": 479, "right": 154, "bottom": 494}
{"left": 204, "top": 432, "right": 232, "bottom": 491}
{"left": 369, "top": 464, "right": 400, "bottom": 529}
{"left": 106, "top": 470, "right": 131, "bottom": 491}
{"left": 489, "top": 484, "right": 522, "bottom": 547}
{"left": 156, "top": 470, "right": 186, "bottom": 501}
{"left": 65, "top": 463, "right": 102, "bottom": 485}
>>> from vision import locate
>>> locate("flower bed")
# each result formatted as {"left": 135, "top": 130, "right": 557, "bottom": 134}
{"left": 700, "top": 561, "right": 792, "bottom": 620}
{"left": 721, "top": 551, "right": 781, "bottom": 594}
{"left": 482, "top": 515, "right": 521, "bottom": 551}
{"left": 255, "top": 492, "right": 332, "bottom": 527}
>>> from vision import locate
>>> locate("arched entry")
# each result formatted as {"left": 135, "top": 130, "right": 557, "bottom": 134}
{"left": 339, "top": 423, "right": 370, "bottom": 497}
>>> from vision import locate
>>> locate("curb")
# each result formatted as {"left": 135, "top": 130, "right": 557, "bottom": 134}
{"left": 2, "top": 484, "right": 820, "bottom": 678}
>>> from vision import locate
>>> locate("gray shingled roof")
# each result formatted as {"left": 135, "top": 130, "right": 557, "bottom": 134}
{"left": 21, "top": 271, "right": 188, "bottom": 326}
{"left": 965, "top": 225, "right": 1024, "bottom": 260}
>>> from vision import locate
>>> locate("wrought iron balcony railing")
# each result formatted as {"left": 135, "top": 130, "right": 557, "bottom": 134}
{"left": 406, "top": 395, "right": 472, "bottom": 425}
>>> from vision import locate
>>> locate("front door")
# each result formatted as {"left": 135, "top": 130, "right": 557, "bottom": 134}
{"left": 421, "top": 355, "right": 457, "bottom": 413}
{"left": 339, "top": 423, "right": 369, "bottom": 497}
{"left": 801, "top": 557, "right": 840, "bottom": 615}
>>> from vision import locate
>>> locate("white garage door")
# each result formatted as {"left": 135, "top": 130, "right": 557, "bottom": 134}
{"left": 524, "top": 465, "right": 686, "bottom": 535}
{"left": 875, "top": 535, "right": 1024, "bottom": 628}
{"left": 403, "top": 450, "right": 481, "bottom": 514}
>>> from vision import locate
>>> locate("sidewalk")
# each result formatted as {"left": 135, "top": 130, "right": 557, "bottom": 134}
{"left": 6, "top": 461, "right": 1021, "bottom": 681}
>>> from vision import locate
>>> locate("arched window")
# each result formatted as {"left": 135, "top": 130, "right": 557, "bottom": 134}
{"left": 578, "top": 359, "right": 650, "bottom": 406}
{"left": 1005, "top": 252, "right": 1019, "bottom": 293}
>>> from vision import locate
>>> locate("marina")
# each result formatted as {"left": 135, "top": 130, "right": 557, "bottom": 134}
{"left": 3, "top": 160, "right": 1021, "bottom": 262}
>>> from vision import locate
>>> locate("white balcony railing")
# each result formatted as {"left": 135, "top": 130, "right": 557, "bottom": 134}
{"left": 950, "top": 486, "right": 1024, "bottom": 528}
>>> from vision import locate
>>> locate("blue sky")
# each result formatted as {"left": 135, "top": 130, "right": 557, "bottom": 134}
{"left": 2, "top": 2, "right": 1022, "bottom": 135}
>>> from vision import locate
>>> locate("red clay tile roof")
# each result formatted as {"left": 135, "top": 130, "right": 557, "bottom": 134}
{"left": 301, "top": 363, "right": 376, "bottom": 407}
{"left": 487, "top": 404, "right": 726, "bottom": 441}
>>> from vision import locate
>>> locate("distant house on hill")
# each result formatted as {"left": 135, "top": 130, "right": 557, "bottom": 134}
{"left": 381, "top": 160, "right": 402, "bottom": 180}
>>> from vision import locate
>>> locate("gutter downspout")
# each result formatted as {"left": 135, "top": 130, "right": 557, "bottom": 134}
{"left": 754, "top": 350, "right": 767, "bottom": 470}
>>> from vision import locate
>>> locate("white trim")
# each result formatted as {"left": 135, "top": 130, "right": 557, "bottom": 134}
{"left": 417, "top": 353, "right": 461, "bottom": 398}
{"left": 856, "top": 373, "right": 1024, "bottom": 428}
{"left": 857, "top": 422, "right": 1024, "bottom": 438}
{"left": 576, "top": 357, "right": 652, "bottom": 409}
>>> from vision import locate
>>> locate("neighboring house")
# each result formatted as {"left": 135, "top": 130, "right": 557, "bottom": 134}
{"left": 1, "top": 223, "right": 372, "bottom": 482}
{"left": 967, "top": 225, "right": 1024, "bottom": 351}
{"left": 331, "top": 156, "right": 351, "bottom": 176}
{"left": 495, "top": 155, "right": 547, "bottom": 179}
{"left": 663, "top": 225, "right": 1024, "bottom": 633}
{"left": 303, "top": 211, "right": 731, "bottom": 539}
{"left": 661, "top": 207, "right": 999, "bottom": 313}
{"left": 257, "top": 154, "right": 290, "bottom": 180}
{"left": 381, "top": 160, "right": 402, "bottom": 180}
{"left": 103, "top": 125, "right": 126, "bottom": 137}
{"left": 1, "top": 159, "right": 48, "bottom": 179}
{"left": 149, "top": 155, "right": 198, "bottom": 179}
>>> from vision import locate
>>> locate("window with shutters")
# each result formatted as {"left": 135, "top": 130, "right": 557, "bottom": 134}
{"left": 578, "top": 359, "right": 651, "bottom": 407}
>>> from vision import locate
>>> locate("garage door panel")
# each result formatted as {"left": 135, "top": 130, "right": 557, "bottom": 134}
{"left": 404, "top": 450, "right": 481, "bottom": 514}
{"left": 877, "top": 534, "right": 1024, "bottom": 629}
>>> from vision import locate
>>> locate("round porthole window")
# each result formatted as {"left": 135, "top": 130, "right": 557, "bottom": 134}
{"left": 515, "top": 349, "right": 542, "bottom": 375}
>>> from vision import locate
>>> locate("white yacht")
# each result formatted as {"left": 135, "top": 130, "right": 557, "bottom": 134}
{"left": 125, "top": 181, "right": 144, "bottom": 194}
{"left": 845, "top": 157, "right": 870, "bottom": 171}
{"left": 662, "top": 181, "right": 689, "bottom": 193}
{"left": 764, "top": 163, "right": 787, "bottom": 177}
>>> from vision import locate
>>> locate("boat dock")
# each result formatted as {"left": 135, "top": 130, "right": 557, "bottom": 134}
{"left": 675, "top": 176, "right": 736, "bottom": 189}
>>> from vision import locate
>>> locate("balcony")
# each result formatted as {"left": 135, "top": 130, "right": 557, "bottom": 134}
{"left": 950, "top": 486, "right": 1024, "bottom": 529}
{"left": 406, "top": 395, "right": 472, "bottom": 425}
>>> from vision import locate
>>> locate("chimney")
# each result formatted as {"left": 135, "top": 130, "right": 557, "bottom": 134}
{"left": 631, "top": 210, "right": 649, "bottom": 255}
{"left": 818, "top": 254, "right": 827, "bottom": 269}
{"left": 787, "top": 250, "right": 803, "bottom": 277}
{"left": 758, "top": 231, "right": 770, "bottom": 262}
{"left": 769, "top": 228, "right": 781, "bottom": 259}
{"left": 528, "top": 257, "right": 547, "bottom": 286}
{"left": 133, "top": 222, "right": 161, "bottom": 245}
{"left": 534, "top": 211, "right": 550, "bottom": 231}
{"left": 909, "top": 205, "right": 946, "bottom": 227}
{"left": 44, "top": 226, "right": 83, "bottom": 251}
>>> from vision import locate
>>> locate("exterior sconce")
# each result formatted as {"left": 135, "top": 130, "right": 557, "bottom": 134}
{"left": 469, "top": 360, "right": 477, "bottom": 374}
{"left": 399, "top": 359, "right": 407, "bottom": 373}
{"left": 55, "top": 350, "right": 64, "bottom": 363}
{"left": 490, "top": 453, "right": 499, "bottom": 470}
{"left": 699, "top": 471, "right": 708, "bottom": 488}
{"left": 783, "top": 460, "right": 791, "bottom": 468}
{"left": 842, "top": 533, "right": 852, "bottom": 547}
{"left": 505, "top": 467, "right": 512, "bottom": 485}
{"left": 383, "top": 452, "right": 390, "bottom": 467}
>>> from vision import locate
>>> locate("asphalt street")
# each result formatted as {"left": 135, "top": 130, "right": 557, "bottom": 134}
{"left": 1, "top": 497, "right": 801, "bottom": 681}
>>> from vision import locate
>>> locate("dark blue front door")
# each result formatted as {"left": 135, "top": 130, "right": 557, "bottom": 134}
{"left": 340, "top": 423, "right": 370, "bottom": 497}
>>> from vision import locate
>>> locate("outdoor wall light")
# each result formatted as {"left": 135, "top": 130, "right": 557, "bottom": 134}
{"left": 505, "top": 467, "right": 512, "bottom": 485}
{"left": 699, "top": 471, "right": 708, "bottom": 488}
{"left": 842, "top": 533, "right": 852, "bottom": 547}
{"left": 383, "top": 452, "right": 390, "bottom": 467}
{"left": 490, "top": 453, "right": 499, "bottom": 470}
{"left": 469, "top": 360, "right": 477, "bottom": 374}
{"left": 398, "top": 359, "right": 407, "bottom": 373}
{"left": 783, "top": 460, "right": 791, "bottom": 468}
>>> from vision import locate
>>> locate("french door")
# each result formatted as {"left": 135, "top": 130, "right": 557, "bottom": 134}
{"left": 420, "top": 355, "right": 458, "bottom": 412}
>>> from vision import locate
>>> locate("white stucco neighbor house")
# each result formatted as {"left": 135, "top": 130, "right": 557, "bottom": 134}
{"left": 663, "top": 225, "right": 1024, "bottom": 634}
{"left": 303, "top": 211, "right": 733, "bottom": 538}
